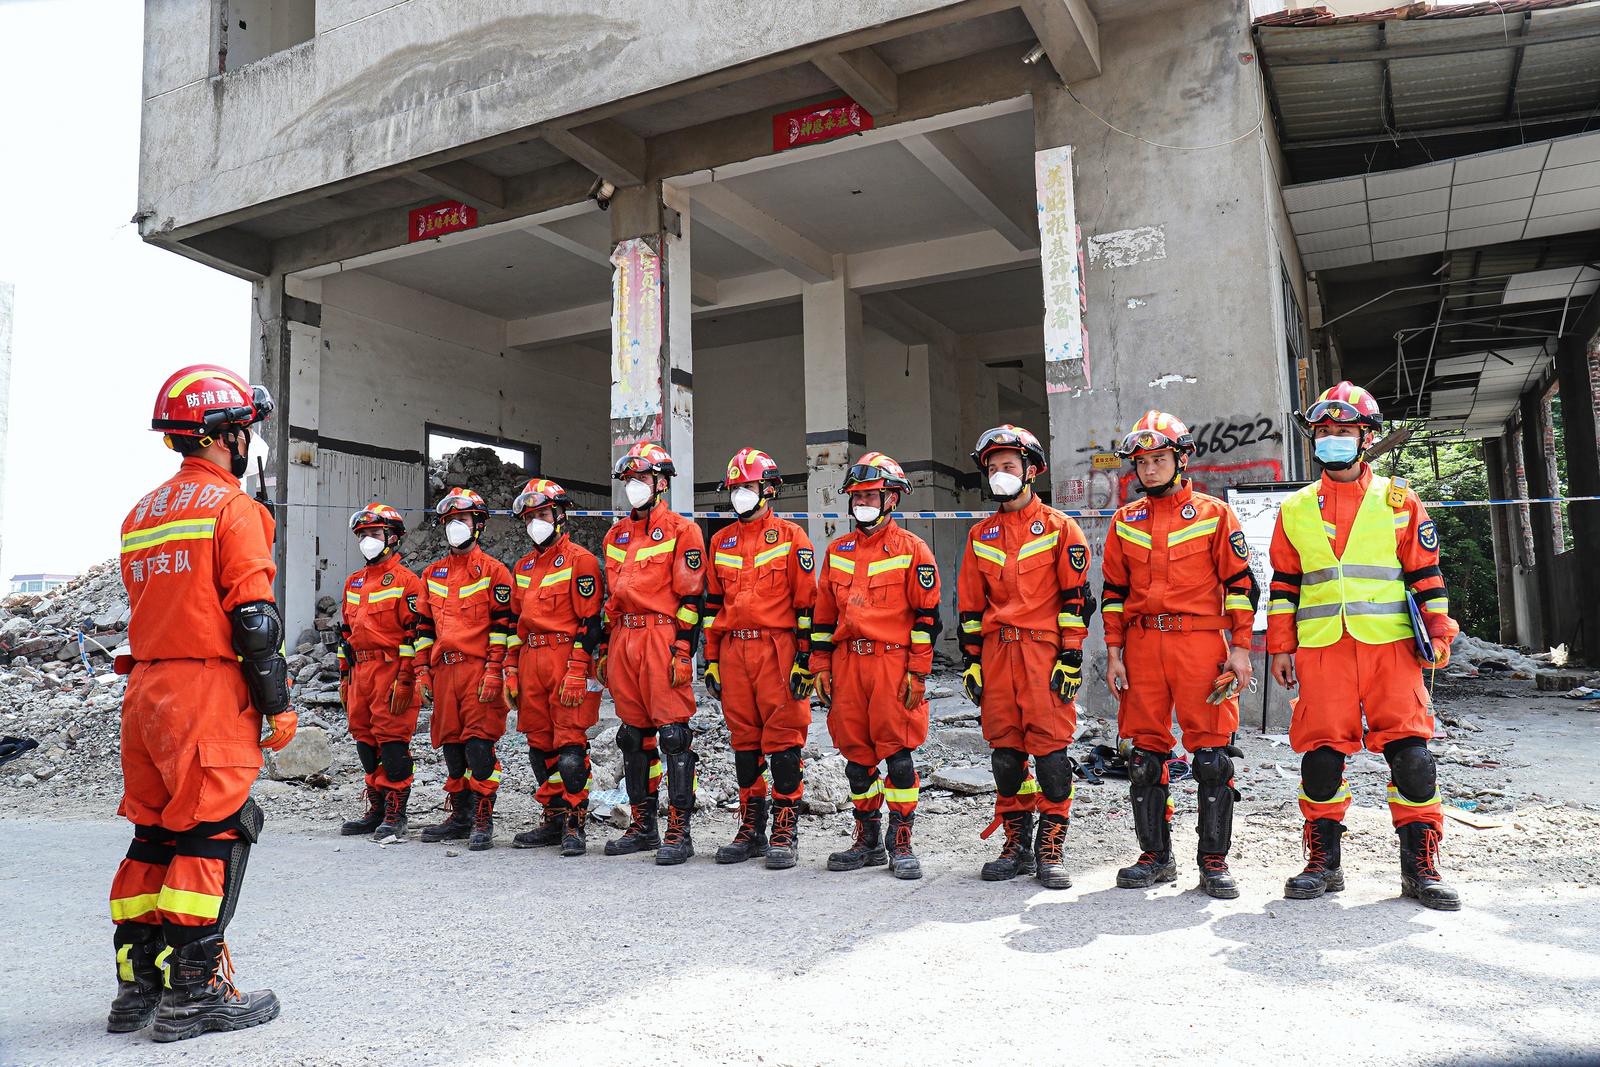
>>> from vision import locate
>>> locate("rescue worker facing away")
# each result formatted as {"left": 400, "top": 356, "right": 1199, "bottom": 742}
{"left": 600, "top": 443, "right": 707, "bottom": 865}
{"left": 109, "top": 364, "right": 295, "bottom": 1041}
{"left": 957, "top": 425, "right": 1093, "bottom": 890}
{"left": 702, "top": 448, "right": 818, "bottom": 870}
{"left": 1101, "top": 411, "right": 1258, "bottom": 899}
{"left": 812, "top": 452, "right": 942, "bottom": 880}
{"left": 415, "top": 488, "right": 517, "bottom": 851}
{"left": 506, "top": 479, "right": 604, "bottom": 856}
{"left": 1268, "top": 383, "right": 1460, "bottom": 909}
{"left": 337, "top": 503, "right": 427, "bottom": 842}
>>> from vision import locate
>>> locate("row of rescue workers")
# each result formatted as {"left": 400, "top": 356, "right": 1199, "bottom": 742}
{"left": 106, "top": 366, "right": 1461, "bottom": 1042}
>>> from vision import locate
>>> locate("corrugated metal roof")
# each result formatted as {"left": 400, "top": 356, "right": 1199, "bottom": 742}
{"left": 1255, "top": 1, "right": 1596, "bottom": 28}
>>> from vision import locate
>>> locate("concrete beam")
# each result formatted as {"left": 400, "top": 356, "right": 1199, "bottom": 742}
{"left": 960, "top": 324, "right": 1045, "bottom": 363}
{"left": 1020, "top": 0, "right": 1101, "bottom": 84}
{"left": 901, "top": 129, "right": 1037, "bottom": 250}
{"left": 506, "top": 302, "right": 612, "bottom": 349}
{"left": 813, "top": 46, "right": 899, "bottom": 116}
{"left": 691, "top": 271, "right": 719, "bottom": 308}
{"left": 690, "top": 182, "right": 836, "bottom": 284}
{"left": 412, "top": 160, "right": 506, "bottom": 209}
{"left": 848, "top": 229, "right": 1038, "bottom": 293}
{"left": 544, "top": 121, "right": 648, "bottom": 188}
{"left": 862, "top": 292, "right": 957, "bottom": 350}
{"left": 522, "top": 225, "right": 611, "bottom": 268}
{"left": 167, "top": 228, "right": 273, "bottom": 281}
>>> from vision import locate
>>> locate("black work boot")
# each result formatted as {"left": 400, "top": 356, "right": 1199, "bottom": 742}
{"left": 1284, "top": 819, "right": 1346, "bottom": 899}
{"left": 886, "top": 811, "right": 922, "bottom": 880}
{"left": 1398, "top": 823, "right": 1461, "bottom": 911}
{"left": 150, "top": 935, "right": 280, "bottom": 1043}
{"left": 655, "top": 806, "right": 695, "bottom": 865}
{"left": 766, "top": 798, "right": 800, "bottom": 870}
{"left": 340, "top": 782, "right": 384, "bottom": 836}
{"left": 828, "top": 811, "right": 888, "bottom": 871}
{"left": 980, "top": 812, "right": 1037, "bottom": 882}
{"left": 604, "top": 802, "right": 661, "bottom": 855}
{"left": 467, "top": 793, "right": 496, "bottom": 851}
{"left": 716, "top": 793, "right": 769, "bottom": 864}
{"left": 371, "top": 786, "right": 410, "bottom": 842}
{"left": 107, "top": 927, "right": 163, "bottom": 1032}
{"left": 1116, "top": 782, "right": 1176, "bottom": 889}
{"left": 1196, "top": 773, "right": 1239, "bottom": 899}
{"left": 1197, "top": 853, "right": 1239, "bottom": 899}
{"left": 560, "top": 806, "right": 587, "bottom": 857}
{"left": 419, "top": 790, "right": 472, "bottom": 843}
{"left": 1034, "top": 813, "right": 1072, "bottom": 889}
{"left": 513, "top": 802, "right": 566, "bottom": 849}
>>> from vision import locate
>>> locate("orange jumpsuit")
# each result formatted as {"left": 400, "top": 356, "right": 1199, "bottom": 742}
{"left": 1268, "top": 466, "right": 1459, "bottom": 830}
{"left": 417, "top": 545, "right": 515, "bottom": 797}
{"left": 338, "top": 558, "right": 426, "bottom": 788}
{"left": 110, "top": 455, "right": 275, "bottom": 936}
{"left": 812, "top": 519, "right": 941, "bottom": 816}
{"left": 1101, "top": 483, "right": 1256, "bottom": 753}
{"left": 509, "top": 533, "right": 604, "bottom": 810}
{"left": 601, "top": 501, "right": 706, "bottom": 729}
{"left": 957, "top": 495, "right": 1092, "bottom": 818}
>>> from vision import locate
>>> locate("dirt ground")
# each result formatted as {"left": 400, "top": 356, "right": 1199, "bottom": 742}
{"left": 2, "top": 677, "right": 1598, "bottom": 1065}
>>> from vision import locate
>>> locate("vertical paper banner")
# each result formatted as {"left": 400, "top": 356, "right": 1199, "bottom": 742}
{"left": 609, "top": 237, "right": 664, "bottom": 442}
{"left": 1035, "top": 145, "right": 1090, "bottom": 390}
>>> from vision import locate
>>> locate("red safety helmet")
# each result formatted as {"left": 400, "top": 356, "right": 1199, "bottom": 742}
{"left": 150, "top": 364, "right": 274, "bottom": 448}
{"left": 613, "top": 442, "right": 676, "bottom": 479}
{"left": 512, "top": 478, "right": 574, "bottom": 517}
{"left": 435, "top": 487, "right": 487, "bottom": 517}
{"left": 841, "top": 451, "right": 912, "bottom": 495}
{"left": 720, "top": 448, "right": 783, "bottom": 491}
{"left": 1117, "top": 410, "right": 1195, "bottom": 460}
{"left": 1296, "top": 381, "right": 1383, "bottom": 434}
{"left": 971, "top": 424, "right": 1047, "bottom": 474}
{"left": 350, "top": 502, "right": 406, "bottom": 537}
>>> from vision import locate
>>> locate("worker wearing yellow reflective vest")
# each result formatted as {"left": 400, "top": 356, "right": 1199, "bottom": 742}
{"left": 1267, "top": 382, "right": 1461, "bottom": 911}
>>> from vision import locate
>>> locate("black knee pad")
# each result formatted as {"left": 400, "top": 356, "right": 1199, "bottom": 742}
{"left": 845, "top": 761, "right": 878, "bottom": 795}
{"left": 1383, "top": 737, "right": 1436, "bottom": 803}
{"left": 1129, "top": 748, "right": 1172, "bottom": 787}
{"left": 379, "top": 742, "right": 413, "bottom": 784}
{"left": 1300, "top": 746, "right": 1346, "bottom": 802}
{"left": 732, "top": 749, "right": 765, "bottom": 790}
{"left": 990, "top": 748, "right": 1027, "bottom": 796}
{"left": 615, "top": 724, "right": 646, "bottom": 755}
{"left": 442, "top": 742, "right": 467, "bottom": 780}
{"left": 354, "top": 740, "right": 378, "bottom": 776}
{"left": 556, "top": 745, "right": 589, "bottom": 793}
{"left": 527, "top": 746, "right": 552, "bottom": 781}
{"left": 658, "top": 722, "right": 692, "bottom": 755}
{"left": 1192, "top": 747, "right": 1235, "bottom": 787}
{"left": 1035, "top": 749, "right": 1075, "bottom": 801}
{"left": 464, "top": 738, "right": 497, "bottom": 781}
{"left": 886, "top": 749, "right": 916, "bottom": 790}
{"left": 768, "top": 746, "right": 803, "bottom": 795}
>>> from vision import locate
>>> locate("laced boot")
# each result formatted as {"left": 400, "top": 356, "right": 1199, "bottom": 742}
{"left": 1116, "top": 780, "right": 1176, "bottom": 889}
{"left": 513, "top": 802, "right": 566, "bottom": 849}
{"left": 467, "top": 792, "right": 496, "bottom": 851}
{"left": 827, "top": 811, "right": 887, "bottom": 871}
{"left": 419, "top": 790, "right": 472, "bottom": 843}
{"left": 560, "top": 806, "right": 587, "bottom": 857}
{"left": 716, "top": 793, "right": 769, "bottom": 864}
{"left": 655, "top": 806, "right": 695, "bottom": 865}
{"left": 150, "top": 935, "right": 280, "bottom": 1043}
{"left": 604, "top": 802, "right": 661, "bottom": 856}
{"left": 1196, "top": 769, "right": 1239, "bottom": 899}
{"left": 1197, "top": 853, "right": 1239, "bottom": 899}
{"left": 107, "top": 927, "right": 163, "bottom": 1032}
{"left": 1034, "top": 813, "right": 1072, "bottom": 889}
{"left": 1398, "top": 823, "right": 1461, "bottom": 911}
{"left": 371, "top": 786, "right": 410, "bottom": 842}
{"left": 979, "top": 812, "right": 1036, "bottom": 882}
{"left": 340, "top": 782, "right": 384, "bottom": 836}
{"left": 1284, "top": 819, "right": 1346, "bottom": 899}
{"left": 887, "top": 811, "right": 922, "bottom": 880}
{"left": 765, "top": 798, "right": 800, "bottom": 870}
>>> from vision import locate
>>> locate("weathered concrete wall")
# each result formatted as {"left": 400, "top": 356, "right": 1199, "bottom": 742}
{"left": 0, "top": 282, "right": 11, "bottom": 579}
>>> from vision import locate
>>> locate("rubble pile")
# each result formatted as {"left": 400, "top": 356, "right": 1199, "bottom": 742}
{"left": 1446, "top": 634, "right": 1553, "bottom": 679}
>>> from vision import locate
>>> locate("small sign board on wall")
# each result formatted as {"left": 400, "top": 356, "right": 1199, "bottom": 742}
{"left": 772, "top": 97, "right": 874, "bottom": 152}
{"left": 409, "top": 200, "right": 478, "bottom": 243}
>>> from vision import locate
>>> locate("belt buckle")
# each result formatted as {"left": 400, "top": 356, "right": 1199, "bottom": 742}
{"left": 733, "top": 628, "right": 760, "bottom": 640}
{"left": 850, "top": 638, "right": 874, "bottom": 655}
{"left": 1153, "top": 614, "right": 1180, "bottom": 632}
{"left": 999, "top": 626, "right": 1020, "bottom": 643}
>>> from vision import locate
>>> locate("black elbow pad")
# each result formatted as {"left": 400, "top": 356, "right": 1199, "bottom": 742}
{"left": 231, "top": 601, "right": 290, "bottom": 718}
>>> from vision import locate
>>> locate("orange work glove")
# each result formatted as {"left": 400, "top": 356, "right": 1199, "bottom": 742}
{"left": 1206, "top": 671, "right": 1241, "bottom": 705}
{"left": 504, "top": 665, "right": 520, "bottom": 704}
{"left": 389, "top": 679, "right": 414, "bottom": 717}
{"left": 260, "top": 710, "right": 298, "bottom": 752}
{"left": 415, "top": 664, "right": 433, "bottom": 703}
{"left": 557, "top": 657, "right": 588, "bottom": 708}
{"left": 814, "top": 669, "right": 833, "bottom": 707}
{"left": 898, "top": 671, "right": 926, "bottom": 710}
{"left": 1423, "top": 638, "right": 1451, "bottom": 669}
{"left": 668, "top": 642, "right": 694, "bottom": 688}
{"left": 595, "top": 652, "right": 608, "bottom": 689}
{"left": 477, "top": 662, "right": 504, "bottom": 705}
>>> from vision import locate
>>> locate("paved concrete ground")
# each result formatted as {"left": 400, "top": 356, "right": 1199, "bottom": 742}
{"left": 2, "top": 814, "right": 1597, "bottom": 1066}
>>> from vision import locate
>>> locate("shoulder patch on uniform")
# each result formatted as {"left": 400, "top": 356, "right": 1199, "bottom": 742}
{"left": 406, "top": 594, "right": 419, "bottom": 612}
{"left": 522, "top": 558, "right": 535, "bottom": 570}
{"left": 350, "top": 576, "right": 364, "bottom": 589}
{"left": 1418, "top": 519, "right": 1438, "bottom": 552}
{"left": 1067, "top": 543, "right": 1088, "bottom": 572}
{"left": 493, "top": 584, "right": 511, "bottom": 605}
{"left": 432, "top": 568, "right": 448, "bottom": 578}
{"left": 837, "top": 540, "right": 856, "bottom": 552}
{"left": 576, "top": 574, "right": 596, "bottom": 598}
{"left": 1230, "top": 530, "right": 1249, "bottom": 560}
{"left": 797, "top": 547, "right": 815, "bottom": 572}
{"left": 684, "top": 549, "right": 702, "bottom": 570}
{"left": 916, "top": 564, "right": 936, "bottom": 590}
{"left": 382, "top": 573, "right": 394, "bottom": 586}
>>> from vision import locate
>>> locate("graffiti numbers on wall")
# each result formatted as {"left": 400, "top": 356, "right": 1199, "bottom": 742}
{"left": 1187, "top": 418, "right": 1280, "bottom": 460}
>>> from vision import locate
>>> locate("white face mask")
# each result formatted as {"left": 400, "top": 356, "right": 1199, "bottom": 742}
{"left": 988, "top": 471, "right": 1024, "bottom": 499}
{"left": 730, "top": 486, "right": 761, "bottom": 516}
{"left": 358, "top": 535, "right": 387, "bottom": 562}
{"left": 852, "top": 503, "right": 882, "bottom": 525}
{"left": 244, "top": 431, "right": 270, "bottom": 476}
{"left": 624, "top": 479, "right": 654, "bottom": 509}
{"left": 445, "top": 519, "right": 473, "bottom": 548}
{"left": 527, "top": 518, "right": 555, "bottom": 544}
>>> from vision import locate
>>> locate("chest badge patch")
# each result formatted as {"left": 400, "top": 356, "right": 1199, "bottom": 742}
{"left": 576, "top": 575, "right": 596, "bottom": 598}
{"left": 684, "top": 549, "right": 702, "bottom": 570}
{"left": 1126, "top": 509, "right": 1148, "bottom": 523}
{"left": 838, "top": 540, "right": 856, "bottom": 552}
{"left": 554, "top": 555, "right": 565, "bottom": 567}
{"left": 616, "top": 531, "right": 631, "bottom": 545}
{"left": 351, "top": 577, "right": 364, "bottom": 589}
{"left": 381, "top": 573, "right": 394, "bottom": 586}
{"left": 522, "top": 559, "right": 535, "bottom": 571}
{"left": 1181, "top": 503, "right": 1197, "bottom": 521}
{"left": 797, "top": 548, "right": 814, "bottom": 572}
{"left": 432, "top": 568, "right": 447, "bottom": 578}
{"left": 493, "top": 585, "right": 511, "bottom": 605}
{"left": 1030, "top": 520, "right": 1045, "bottom": 535}
{"left": 916, "top": 564, "right": 936, "bottom": 590}
{"left": 720, "top": 536, "right": 737, "bottom": 549}
{"left": 1418, "top": 520, "right": 1438, "bottom": 552}
{"left": 765, "top": 528, "right": 779, "bottom": 544}
{"left": 652, "top": 527, "right": 664, "bottom": 541}
{"left": 1230, "top": 531, "right": 1249, "bottom": 560}
{"left": 980, "top": 526, "right": 1001, "bottom": 541}
{"left": 1067, "top": 544, "right": 1088, "bottom": 572}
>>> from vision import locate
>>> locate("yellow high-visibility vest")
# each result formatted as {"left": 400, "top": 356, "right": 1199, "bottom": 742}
{"left": 1280, "top": 476, "right": 1412, "bottom": 648}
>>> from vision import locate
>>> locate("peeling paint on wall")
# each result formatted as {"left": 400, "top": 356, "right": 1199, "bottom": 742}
{"left": 1125, "top": 297, "right": 1146, "bottom": 309}
{"left": 1148, "top": 373, "right": 1196, "bottom": 388}
{"left": 1088, "top": 226, "right": 1166, "bottom": 270}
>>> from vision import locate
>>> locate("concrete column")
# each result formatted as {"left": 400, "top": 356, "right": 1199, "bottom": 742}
{"left": 1483, "top": 436, "right": 1520, "bottom": 646}
{"left": 249, "top": 272, "right": 291, "bottom": 610}
{"left": 803, "top": 262, "right": 865, "bottom": 547}
{"left": 1554, "top": 304, "right": 1600, "bottom": 661}
{"left": 662, "top": 184, "right": 695, "bottom": 515}
{"left": 1518, "top": 390, "right": 1559, "bottom": 647}
{"left": 957, "top": 350, "right": 999, "bottom": 510}
{"left": 0, "top": 282, "right": 12, "bottom": 579}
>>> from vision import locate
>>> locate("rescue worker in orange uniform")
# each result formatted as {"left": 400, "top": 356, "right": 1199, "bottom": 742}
{"left": 108, "top": 365, "right": 295, "bottom": 1041}
{"left": 336, "top": 503, "right": 427, "bottom": 842}
{"left": 701, "top": 448, "right": 818, "bottom": 870}
{"left": 414, "top": 488, "right": 517, "bottom": 852}
{"left": 1100, "top": 411, "right": 1258, "bottom": 899}
{"left": 600, "top": 443, "right": 707, "bottom": 865}
{"left": 505, "top": 479, "right": 604, "bottom": 857}
{"left": 957, "top": 425, "right": 1093, "bottom": 890}
{"left": 812, "top": 452, "right": 942, "bottom": 880}
{"left": 1269, "top": 383, "right": 1461, "bottom": 910}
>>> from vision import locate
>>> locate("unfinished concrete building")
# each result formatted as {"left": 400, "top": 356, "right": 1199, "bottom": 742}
{"left": 137, "top": 0, "right": 1600, "bottom": 693}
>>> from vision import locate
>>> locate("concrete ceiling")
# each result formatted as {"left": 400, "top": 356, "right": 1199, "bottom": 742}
{"left": 895, "top": 264, "right": 1043, "bottom": 334}
{"left": 361, "top": 228, "right": 612, "bottom": 320}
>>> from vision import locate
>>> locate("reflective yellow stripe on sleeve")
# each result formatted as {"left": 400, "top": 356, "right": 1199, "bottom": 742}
{"left": 676, "top": 605, "right": 700, "bottom": 626}
{"left": 345, "top": 591, "right": 360, "bottom": 606}
{"left": 1224, "top": 594, "right": 1253, "bottom": 612}
{"left": 961, "top": 619, "right": 981, "bottom": 634}
{"left": 515, "top": 573, "right": 532, "bottom": 588}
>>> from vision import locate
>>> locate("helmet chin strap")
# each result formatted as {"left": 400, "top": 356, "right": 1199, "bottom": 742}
{"left": 1136, "top": 463, "right": 1184, "bottom": 498}
{"left": 225, "top": 429, "right": 250, "bottom": 478}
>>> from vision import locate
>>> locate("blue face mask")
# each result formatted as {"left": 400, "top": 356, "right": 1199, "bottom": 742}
{"left": 1314, "top": 436, "right": 1361, "bottom": 465}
